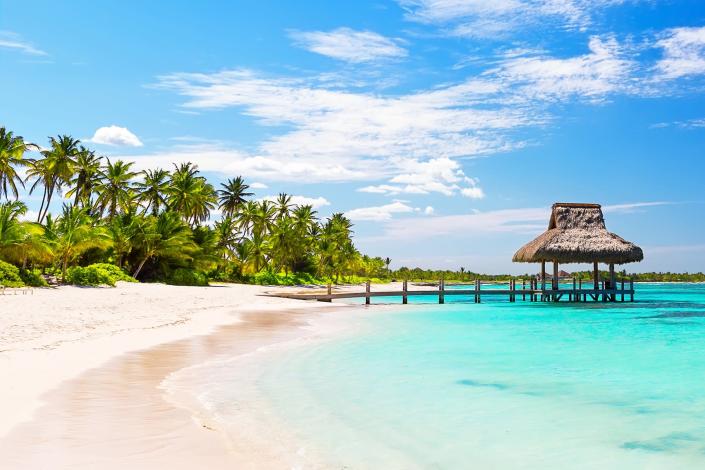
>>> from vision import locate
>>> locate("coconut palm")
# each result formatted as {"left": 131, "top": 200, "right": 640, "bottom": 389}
{"left": 217, "top": 176, "right": 253, "bottom": 217}
{"left": 135, "top": 168, "right": 170, "bottom": 216}
{"left": 54, "top": 204, "right": 112, "bottom": 280}
{"left": 65, "top": 147, "right": 102, "bottom": 209}
{"left": 30, "top": 135, "right": 81, "bottom": 223}
{"left": 274, "top": 193, "right": 294, "bottom": 220}
{"left": 0, "top": 127, "right": 36, "bottom": 201}
{"left": 0, "top": 201, "right": 52, "bottom": 267}
{"left": 168, "top": 163, "right": 216, "bottom": 226}
{"left": 93, "top": 159, "right": 138, "bottom": 220}
{"left": 131, "top": 211, "right": 196, "bottom": 278}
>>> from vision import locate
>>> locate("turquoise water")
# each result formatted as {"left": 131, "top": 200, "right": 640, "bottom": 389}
{"left": 256, "top": 284, "right": 705, "bottom": 468}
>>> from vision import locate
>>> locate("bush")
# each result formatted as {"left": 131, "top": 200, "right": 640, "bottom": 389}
{"left": 166, "top": 268, "right": 209, "bottom": 286}
{"left": 66, "top": 263, "right": 137, "bottom": 286}
{"left": 0, "top": 260, "right": 24, "bottom": 287}
{"left": 19, "top": 269, "right": 48, "bottom": 287}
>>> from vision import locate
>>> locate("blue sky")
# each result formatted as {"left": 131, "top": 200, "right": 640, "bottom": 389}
{"left": 2, "top": 0, "right": 705, "bottom": 273}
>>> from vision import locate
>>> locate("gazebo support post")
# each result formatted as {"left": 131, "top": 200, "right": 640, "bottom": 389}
{"left": 593, "top": 261, "right": 599, "bottom": 302}
{"left": 552, "top": 261, "right": 559, "bottom": 301}
{"left": 609, "top": 263, "right": 616, "bottom": 302}
{"left": 541, "top": 261, "right": 546, "bottom": 301}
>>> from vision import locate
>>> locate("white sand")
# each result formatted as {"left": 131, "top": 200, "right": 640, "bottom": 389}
{"left": 0, "top": 281, "right": 353, "bottom": 439}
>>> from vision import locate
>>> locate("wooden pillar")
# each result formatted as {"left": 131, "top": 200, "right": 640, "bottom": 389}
{"left": 522, "top": 278, "right": 526, "bottom": 301}
{"left": 552, "top": 261, "right": 559, "bottom": 301}
{"left": 327, "top": 283, "right": 332, "bottom": 296}
{"left": 593, "top": 261, "right": 599, "bottom": 301}
{"left": 609, "top": 263, "right": 616, "bottom": 302}
{"left": 510, "top": 279, "right": 515, "bottom": 302}
{"left": 620, "top": 278, "right": 625, "bottom": 302}
{"left": 439, "top": 279, "right": 444, "bottom": 304}
{"left": 630, "top": 277, "right": 634, "bottom": 302}
{"left": 365, "top": 280, "right": 371, "bottom": 305}
{"left": 402, "top": 279, "right": 408, "bottom": 304}
{"left": 541, "top": 261, "right": 546, "bottom": 301}
{"left": 571, "top": 277, "right": 576, "bottom": 302}
{"left": 578, "top": 277, "right": 582, "bottom": 302}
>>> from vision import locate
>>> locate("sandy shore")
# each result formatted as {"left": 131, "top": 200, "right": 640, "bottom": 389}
{"left": 0, "top": 281, "right": 381, "bottom": 468}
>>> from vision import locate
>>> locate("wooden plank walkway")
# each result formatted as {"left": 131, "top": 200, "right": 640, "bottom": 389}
{"left": 267, "top": 279, "right": 636, "bottom": 304}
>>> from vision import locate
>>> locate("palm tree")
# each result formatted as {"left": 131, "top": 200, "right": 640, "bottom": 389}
{"left": 131, "top": 211, "right": 196, "bottom": 278}
{"left": 214, "top": 214, "right": 241, "bottom": 259}
{"left": 274, "top": 193, "right": 294, "bottom": 220}
{"left": 54, "top": 204, "right": 112, "bottom": 280}
{"left": 385, "top": 257, "right": 391, "bottom": 276}
{"left": 135, "top": 168, "right": 170, "bottom": 216}
{"left": 29, "top": 135, "right": 81, "bottom": 223}
{"left": 167, "top": 163, "right": 216, "bottom": 226}
{"left": 269, "top": 216, "right": 297, "bottom": 274}
{"left": 0, "top": 201, "right": 52, "bottom": 268}
{"left": 93, "top": 159, "right": 138, "bottom": 220}
{"left": 242, "top": 231, "right": 268, "bottom": 273}
{"left": 0, "top": 127, "right": 37, "bottom": 201}
{"left": 65, "top": 147, "right": 102, "bottom": 209}
{"left": 217, "top": 176, "right": 252, "bottom": 217}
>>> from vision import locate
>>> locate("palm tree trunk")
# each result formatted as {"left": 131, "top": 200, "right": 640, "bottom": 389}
{"left": 37, "top": 185, "right": 47, "bottom": 222}
{"left": 133, "top": 256, "right": 150, "bottom": 278}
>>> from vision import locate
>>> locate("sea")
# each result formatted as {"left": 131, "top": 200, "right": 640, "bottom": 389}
{"left": 166, "top": 283, "right": 705, "bottom": 469}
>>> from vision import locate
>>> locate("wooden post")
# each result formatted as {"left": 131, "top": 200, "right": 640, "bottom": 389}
{"left": 552, "top": 261, "right": 559, "bottom": 301}
{"left": 477, "top": 280, "right": 481, "bottom": 303}
{"left": 522, "top": 278, "right": 526, "bottom": 301}
{"left": 402, "top": 279, "right": 408, "bottom": 304}
{"left": 620, "top": 278, "right": 625, "bottom": 302}
{"left": 609, "top": 263, "right": 616, "bottom": 302}
{"left": 578, "top": 277, "right": 582, "bottom": 302}
{"left": 630, "top": 277, "right": 634, "bottom": 302}
{"left": 571, "top": 277, "right": 576, "bottom": 302}
{"left": 509, "top": 279, "right": 514, "bottom": 302}
{"left": 541, "top": 261, "right": 546, "bottom": 301}
{"left": 365, "top": 280, "right": 371, "bottom": 305}
{"left": 593, "top": 262, "right": 599, "bottom": 302}
{"left": 327, "top": 283, "right": 332, "bottom": 296}
{"left": 439, "top": 279, "right": 444, "bottom": 304}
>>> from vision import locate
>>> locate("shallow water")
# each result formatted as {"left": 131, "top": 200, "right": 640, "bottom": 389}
{"left": 249, "top": 283, "right": 705, "bottom": 468}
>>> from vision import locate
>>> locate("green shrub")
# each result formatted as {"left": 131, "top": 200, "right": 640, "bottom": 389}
{"left": 166, "top": 268, "right": 209, "bottom": 286}
{"left": 66, "top": 263, "right": 137, "bottom": 286}
{"left": 0, "top": 260, "right": 24, "bottom": 287}
{"left": 246, "top": 271, "right": 324, "bottom": 286}
{"left": 19, "top": 269, "right": 48, "bottom": 287}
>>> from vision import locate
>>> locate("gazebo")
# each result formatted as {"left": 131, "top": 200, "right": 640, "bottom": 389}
{"left": 513, "top": 202, "right": 643, "bottom": 301}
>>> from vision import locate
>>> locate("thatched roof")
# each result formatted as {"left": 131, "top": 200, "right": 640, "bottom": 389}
{"left": 513, "top": 203, "right": 643, "bottom": 264}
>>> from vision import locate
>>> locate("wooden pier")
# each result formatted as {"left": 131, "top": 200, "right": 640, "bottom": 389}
{"left": 268, "top": 278, "right": 636, "bottom": 304}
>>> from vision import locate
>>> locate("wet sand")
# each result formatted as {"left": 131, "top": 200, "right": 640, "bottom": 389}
{"left": 0, "top": 306, "right": 350, "bottom": 469}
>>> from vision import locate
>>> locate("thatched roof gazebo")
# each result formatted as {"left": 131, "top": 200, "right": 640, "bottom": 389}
{"left": 513, "top": 203, "right": 643, "bottom": 300}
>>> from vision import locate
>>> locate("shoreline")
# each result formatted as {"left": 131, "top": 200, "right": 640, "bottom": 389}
{"left": 0, "top": 282, "right": 370, "bottom": 468}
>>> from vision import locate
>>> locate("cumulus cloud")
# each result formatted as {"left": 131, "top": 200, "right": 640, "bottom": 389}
{"left": 290, "top": 27, "right": 407, "bottom": 63}
{"left": 655, "top": 26, "right": 705, "bottom": 80}
{"left": 345, "top": 201, "right": 415, "bottom": 221}
{"left": 249, "top": 182, "right": 268, "bottom": 189}
{"left": 0, "top": 31, "right": 47, "bottom": 56}
{"left": 90, "top": 125, "right": 143, "bottom": 147}
{"left": 424, "top": 206, "right": 435, "bottom": 215}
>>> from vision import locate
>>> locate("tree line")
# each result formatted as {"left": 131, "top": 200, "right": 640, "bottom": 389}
{"left": 0, "top": 127, "right": 392, "bottom": 285}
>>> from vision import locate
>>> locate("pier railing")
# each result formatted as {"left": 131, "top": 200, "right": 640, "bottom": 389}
{"left": 269, "top": 278, "right": 636, "bottom": 304}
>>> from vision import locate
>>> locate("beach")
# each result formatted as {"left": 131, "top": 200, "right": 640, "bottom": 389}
{"left": 0, "top": 282, "right": 368, "bottom": 469}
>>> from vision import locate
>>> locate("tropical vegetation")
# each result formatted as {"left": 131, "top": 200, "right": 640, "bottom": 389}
{"left": 0, "top": 127, "right": 388, "bottom": 286}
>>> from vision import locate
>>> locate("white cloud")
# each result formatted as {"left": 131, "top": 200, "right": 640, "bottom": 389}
{"left": 398, "top": 0, "right": 629, "bottom": 37}
{"left": 461, "top": 186, "right": 485, "bottom": 199}
{"left": 651, "top": 118, "right": 705, "bottom": 129}
{"left": 90, "top": 125, "right": 143, "bottom": 147}
{"left": 0, "top": 31, "right": 47, "bottom": 56}
{"left": 290, "top": 27, "right": 407, "bottom": 63}
{"left": 345, "top": 201, "right": 415, "bottom": 221}
{"left": 373, "top": 201, "right": 671, "bottom": 241}
{"left": 250, "top": 182, "right": 268, "bottom": 189}
{"left": 655, "top": 26, "right": 705, "bottom": 80}
{"left": 493, "top": 36, "right": 635, "bottom": 102}
{"left": 261, "top": 194, "right": 331, "bottom": 209}
{"left": 424, "top": 206, "right": 435, "bottom": 215}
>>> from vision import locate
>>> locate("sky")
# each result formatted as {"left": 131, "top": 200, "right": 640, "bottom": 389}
{"left": 2, "top": 0, "right": 705, "bottom": 274}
